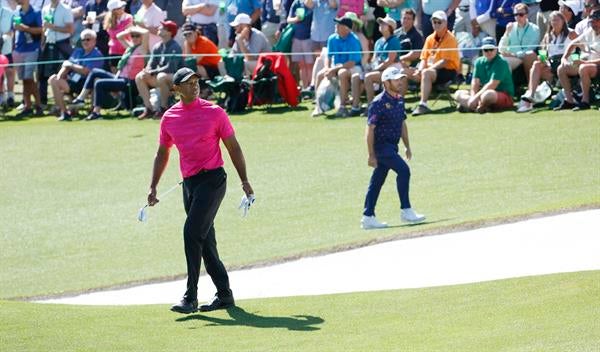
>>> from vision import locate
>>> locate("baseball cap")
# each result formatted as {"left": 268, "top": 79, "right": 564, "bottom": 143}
{"left": 173, "top": 67, "right": 200, "bottom": 85}
{"left": 230, "top": 13, "right": 252, "bottom": 27}
{"left": 377, "top": 16, "right": 397, "bottom": 31}
{"left": 334, "top": 17, "right": 354, "bottom": 29}
{"left": 182, "top": 22, "right": 196, "bottom": 34}
{"left": 481, "top": 36, "right": 497, "bottom": 50}
{"left": 558, "top": 0, "right": 582, "bottom": 15}
{"left": 107, "top": 0, "right": 126, "bottom": 11}
{"left": 342, "top": 11, "right": 363, "bottom": 28}
{"left": 381, "top": 66, "right": 407, "bottom": 82}
{"left": 160, "top": 20, "right": 178, "bottom": 37}
{"left": 431, "top": 10, "right": 448, "bottom": 22}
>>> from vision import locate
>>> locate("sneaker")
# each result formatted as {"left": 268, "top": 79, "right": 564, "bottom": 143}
{"left": 311, "top": 106, "right": 323, "bottom": 117}
{"left": 553, "top": 100, "right": 577, "bottom": 111}
{"left": 137, "top": 107, "right": 155, "bottom": 120}
{"left": 349, "top": 107, "right": 362, "bottom": 117}
{"left": 57, "top": 111, "right": 72, "bottom": 121}
{"left": 401, "top": 208, "right": 426, "bottom": 223}
{"left": 34, "top": 105, "right": 44, "bottom": 116}
{"left": 476, "top": 105, "right": 488, "bottom": 114}
{"left": 361, "top": 215, "right": 388, "bottom": 230}
{"left": 170, "top": 299, "right": 198, "bottom": 314}
{"left": 85, "top": 111, "right": 102, "bottom": 121}
{"left": 199, "top": 295, "right": 235, "bottom": 312}
{"left": 6, "top": 96, "right": 15, "bottom": 108}
{"left": 573, "top": 102, "right": 591, "bottom": 111}
{"left": 15, "top": 108, "right": 33, "bottom": 119}
{"left": 69, "top": 98, "right": 85, "bottom": 109}
{"left": 517, "top": 104, "right": 533, "bottom": 113}
{"left": 520, "top": 91, "right": 534, "bottom": 103}
{"left": 335, "top": 106, "right": 349, "bottom": 117}
{"left": 412, "top": 104, "right": 432, "bottom": 116}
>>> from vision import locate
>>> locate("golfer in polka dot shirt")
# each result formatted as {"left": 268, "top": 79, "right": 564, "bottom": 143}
{"left": 361, "top": 66, "right": 426, "bottom": 229}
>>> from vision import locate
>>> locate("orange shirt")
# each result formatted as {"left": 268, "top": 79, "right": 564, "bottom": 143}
{"left": 190, "top": 35, "right": 220, "bottom": 67}
{"left": 420, "top": 30, "right": 460, "bottom": 72}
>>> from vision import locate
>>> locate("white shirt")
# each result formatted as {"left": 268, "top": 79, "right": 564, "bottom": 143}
{"left": 580, "top": 26, "right": 600, "bottom": 60}
{"left": 183, "top": 0, "right": 219, "bottom": 25}
{"left": 0, "top": 3, "right": 14, "bottom": 54}
{"left": 42, "top": 1, "right": 73, "bottom": 43}
{"left": 575, "top": 17, "right": 591, "bottom": 35}
{"left": 135, "top": 3, "right": 166, "bottom": 47}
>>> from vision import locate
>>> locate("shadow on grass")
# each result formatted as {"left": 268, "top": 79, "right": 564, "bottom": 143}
{"left": 383, "top": 218, "right": 456, "bottom": 229}
{"left": 176, "top": 306, "right": 324, "bottom": 331}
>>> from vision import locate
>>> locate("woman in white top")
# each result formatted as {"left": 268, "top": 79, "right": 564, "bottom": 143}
{"left": 518, "top": 11, "right": 577, "bottom": 112}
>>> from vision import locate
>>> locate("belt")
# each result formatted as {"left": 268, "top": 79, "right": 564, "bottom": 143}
{"left": 459, "top": 5, "right": 469, "bottom": 11}
{"left": 185, "top": 167, "right": 224, "bottom": 180}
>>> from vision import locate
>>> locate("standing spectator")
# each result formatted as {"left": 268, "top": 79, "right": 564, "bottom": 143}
{"left": 229, "top": 13, "right": 271, "bottom": 76}
{"left": 554, "top": 10, "right": 600, "bottom": 111}
{"left": 420, "top": 0, "right": 460, "bottom": 37}
{"left": 454, "top": 0, "right": 471, "bottom": 33}
{"left": 308, "top": 0, "right": 337, "bottom": 93}
{"left": 13, "top": 0, "right": 43, "bottom": 117}
{"left": 469, "top": 0, "right": 496, "bottom": 38}
{"left": 182, "top": 23, "right": 220, "bottom": 80}
{"left": 38, "top": 0, "right": 74, "bottom": 110}
{"left": 50, "top": 29, "right": 104, "bottom": 121}
{"left": 288, "top": 0, "right": 314, "bottom": 90}
{"left": 518, "top": 11, "right": 577, "bottom": 112}
{"left": 135, "top": 21, "right": 184, "bottom": 119}
{"left": 225, "top": 0, "right": 261, "bottom": 45}
{"left": 363, "top": 16, "right": 401, "bottom": 107}
{"left": 72, "top": 26, "right": 150, "bottom": 120}
{"left": 411, "top": 11, "right": 460, "bottom": 116}
{"left": 126, "top": 0, "right": 142, "bottom": 15}
{"left": 64, "top": 0, "right": 87, "bottom": 48}
{"left": 379, "top": 0, "right": 418, "bottom": 29}
{"left": 454, "top": 36, "right": 514, "bottom": 113}
{"left": 183, "top": 0, "right": 220, "bottom": 46}
{"left": 576, "top": 0, "right": 600, "bottom": 34}
{"left": 559, "top": 0, "right": 583, "bottom": 29}
{"left": 493, "top": 0, "right": 519, "bottom": 42}
{"left": 498, "top": 3, "right": 540, "bottom": 76}
{"left": 261, "top": 0, "right": 281, "bottom": 46}
{"left": 105, "top": 0, "right": 132, "bottom": 72}
{"left": 361, "top": 66, "right": 425, "bottom": 230}
{"left": 134, "top": 0, "right": 166, "bottom": 48}
{"left": 313, "top": 16, "right": 362, "bottom": 117}
{"left": 0, "top": 0, "right": 17, "bottom": 109}
{"left": 155, "top": 0, "right": 186, "bottom": 26}
{"left": 83, "top": 0, "right": 109, "bottom": 55}
{"left": 337, "top": 0, "right": 363, "bottom": 17}
{"left": 537, "top": 0, "right": 560, "bottom": 35}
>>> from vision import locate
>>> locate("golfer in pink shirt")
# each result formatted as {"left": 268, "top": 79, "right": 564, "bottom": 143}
{"left": 147, "top": 67, "right": 254, "bottom": 314}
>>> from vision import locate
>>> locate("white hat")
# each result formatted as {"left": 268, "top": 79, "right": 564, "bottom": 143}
{"left": 107, "top": 0, "right": 126, "bottom": 11}
{"left": 431, "top": 10, "right": 448, "bottom": 22}
{"left": 558, "top": 0, "right": 583, "bottom": 16}
{"left": 229, "top": 13, "right": 252, "bottom": 27}
{"left": 381, "top": 66, "right": 407, "bottom": 82}
{"left": 376, "top": 15, "right": 397, "bottom": 31}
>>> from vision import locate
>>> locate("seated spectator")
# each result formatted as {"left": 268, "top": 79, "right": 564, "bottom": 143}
{"left": 575, "top": 0, "right": 600, "bottom": 35}
{"left": 133, "top": 0, "right": 166, "bottom": 48}
{"left": 182, "top": 23, "right": 220, "bottom": 80}
{"left": 363, "top": 16, "right": 401, "bottom": 107}
{"left": 13, "top": 0, "right": 43, "bottom": 118}
{"left": 411, "top": 11, "right": 460, "bottom": 116}
{"left": 181, "top": 0, "right": 220, "bottom": 46}
{"left": 498, "top": 3, "right": 540, "bottom": 77}
{"left": 554, "top": 9, "right": 600, "bottom": 111}
{"left": 229, "top": 13, "right": 272, "bottom": 76}
{"left": 517, "top": 11, "right": 577, "bottom": 112}
{"left": 312, "top": 16, "right": 362, "bottom": 117}
{"left": 71, "top": 26, "right": 149, "bottom": 120}
{"left": 104, "top": 0, "right": 133, "bottom": 72}
{"left": 558, "top": 0, "right": 582, "bottom": 29}
{"left": 394, "top": 8, "right": 424, "bottom": 69}
{"left": 454, "top": 36, "right": 514, "bottom": 113}
{"left": 49, "top": 29, "right": 104, "bottom": 121}
{"left": 135, "top": 21, "right": 184, "bottom": 119}
{"left": 287, "top": 0, "right": 314, "bottom": 90}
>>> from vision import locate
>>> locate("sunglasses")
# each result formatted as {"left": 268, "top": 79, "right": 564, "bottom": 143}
{"left": 514, "top": 12, "right": 527, "bottom": 17}
{"left": 183, "top": 32, "right": 194, "bottom": 37}
{"left": 483, "top": 48, "right": 495, "bottom": 52}
{"left": 81, "top": 38, "right": 93, "bottom": 42}
{"left": 130, "top": 34, "right": 141, "bottom": 38}
{"left": 432, "top": 19, "right": 442, "bottom": 25}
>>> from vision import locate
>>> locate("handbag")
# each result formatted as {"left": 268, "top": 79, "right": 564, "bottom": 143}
{"left": 272, "top": 24, "right": 295, "bottom": 53}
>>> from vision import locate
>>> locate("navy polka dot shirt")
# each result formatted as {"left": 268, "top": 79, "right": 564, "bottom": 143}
{"left": 367, "top": 91, "right": 406, "bottom": 156}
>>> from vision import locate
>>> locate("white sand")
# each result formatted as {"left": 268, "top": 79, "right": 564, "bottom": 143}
{"left": 39, "top": 209, "right": 600, "bottom": 305}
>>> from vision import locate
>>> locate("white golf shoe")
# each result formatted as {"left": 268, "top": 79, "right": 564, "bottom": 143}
{"left": 401, "top": 208, "right": 426, "bottom": 223}
{"left": 361, "top": 215, "right": 388, "bottom": 230}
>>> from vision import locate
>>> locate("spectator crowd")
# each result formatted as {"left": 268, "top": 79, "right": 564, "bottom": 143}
{"left": 0, "top": 0, "right": 599, "bottom": 120}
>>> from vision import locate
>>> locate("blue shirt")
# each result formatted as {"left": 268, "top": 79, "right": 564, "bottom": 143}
{"left": 374, "top": 35, "right": 401, "bottom": 63}
{"left": 311, "top": 0, "right": 337, "bottom": 43}
{"left": 388, "top": 0, "right": 418, "bottom": 21}
{"left": 262, "top": 0, "right": 280, "bottom": 24}
{"left": 226, "top": 0, "right": 261, "bottom": 23}
{"left": 367, "top": 91, "right": 406, "bottom": 156}
{"left": 327, "top": 32, "right": 362, "bottom": 66}
{"left": 290, "top": 0, "right": 312, "bottom": 40}
{"left": 70, "top": 47, "right": 105, "bottom": 70}
{"left": 14, "top": 6, "right": 42, "bottom": 53}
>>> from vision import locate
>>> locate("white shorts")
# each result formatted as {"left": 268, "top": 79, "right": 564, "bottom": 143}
{"left": 291, "top": 38, "right": 315, "bottom": 63}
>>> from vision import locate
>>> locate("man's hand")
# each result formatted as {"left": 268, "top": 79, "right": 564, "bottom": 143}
{"left": 238, "top": 26, "right": 250, "bottom": 40}
{"left": 368, "top": 155, "right": 377, "bottom": 168}
{"left": 405, "top": 147, "right": 412, "bottom": 161}
{"left": 147, "top": 187, "right": 159, "bottom": 206}
{"left": 467, "top": 96, "right": 478, "bottom": 110}
{"left": 14, "top": 23, "right": 27, "bottom": 32}
{"left": 241, "top": 181, "right": 254, "bottom": 197}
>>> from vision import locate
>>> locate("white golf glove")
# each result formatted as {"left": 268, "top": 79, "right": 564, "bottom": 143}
{"left": 239, "top": 194, "right": 255, "bottom": 217}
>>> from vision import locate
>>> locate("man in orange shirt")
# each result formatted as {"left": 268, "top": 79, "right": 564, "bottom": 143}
{"left": 411, "top": 11, "right": 460, "bottom": 116}
{"left": 182, "top": 23, "right": 221, "bottom": 80}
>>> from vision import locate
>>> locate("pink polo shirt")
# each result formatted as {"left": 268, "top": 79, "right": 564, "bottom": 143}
{"left": 159, "top": 98, "right": 235, "bottom": 178}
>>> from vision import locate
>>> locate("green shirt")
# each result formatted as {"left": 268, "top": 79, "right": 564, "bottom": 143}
{"left": 473, "top": 54, "right": 514, "bottom": 97}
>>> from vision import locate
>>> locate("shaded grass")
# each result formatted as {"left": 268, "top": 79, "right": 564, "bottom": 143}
{"left": 1, "top": 105, "right": 599, "bottom": 299}
{"left": 2, "top": 271, "right": 599, "bottom": 351}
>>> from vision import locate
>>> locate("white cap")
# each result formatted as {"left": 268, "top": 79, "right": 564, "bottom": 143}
{"left": 431, "top": 10, "right": 448, "bottom": 22}
{"left": 230, "top": 13, "right": 252, "bottom": 27}
{"left": 107, "top": 0, "right": 126, "bottom": 11}
{"left": 558, "top": 0, "right": 582, "bottom": 15}
{"left": 381, "top": 66, "right": 407, "bottom": 82}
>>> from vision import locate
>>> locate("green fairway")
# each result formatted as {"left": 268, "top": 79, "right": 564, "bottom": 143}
{"left": 2, "top": 271, "right": 599, "bottom": 351}
{"left": 1, "top": 105, "right": 599, "bottom": 299}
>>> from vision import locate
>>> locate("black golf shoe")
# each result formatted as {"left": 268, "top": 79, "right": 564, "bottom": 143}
{"left": 199, "top": 295, "right": 235, "bottom": 312}
{"left": 170, "top": 299, "right": 198, "bottom": 314}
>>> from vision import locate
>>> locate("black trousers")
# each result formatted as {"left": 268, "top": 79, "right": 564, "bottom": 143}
{"left": 182, "top": 167, "right": 232, "bottom": 302}
{"left": 38, "top": 39, "right": 73, "bottom": 105}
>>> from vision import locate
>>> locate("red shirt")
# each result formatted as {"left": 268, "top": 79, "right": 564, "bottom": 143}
{"left": 159, "top": 98, "right": 234, "bottom": 178}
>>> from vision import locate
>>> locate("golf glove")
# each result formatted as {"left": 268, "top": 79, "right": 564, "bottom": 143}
{"left": 239, "top": 194, "right": 255, "bottom": 217}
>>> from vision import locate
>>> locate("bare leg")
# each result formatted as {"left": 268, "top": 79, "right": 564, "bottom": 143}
{"left": 156, "top": 72, "right": 173, "bottom": 109}
{"left": 579, "top": 64, "right": 598, "bottom": 103}
{"left": 557, "top": 63, "right": 578, "bottom": 103}
{"left": 338, "top": 68, "right": 351, "bottom": 106}
{"left": 351, "top": 73, "right": 362, "bottom": 109}
{"left": 420, "top": 68, "right": 437, "bottom": 105}
{"left": 135, "top": 71, "right": 156, "bottom": 109}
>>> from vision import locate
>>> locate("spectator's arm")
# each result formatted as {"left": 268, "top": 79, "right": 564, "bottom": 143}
{"left": 16, "top": 23, "right": 43, "bottom": 35}
{"left": 328, "top": 0, "right": 337, "bottom": 9}
{"left": 472, "top": 79, "right": 499, "bottom": 102}
{"left": 182, "top": 2, "right": 217, "bottom": 17}
{"left": 498, "top": 23, "right": 513, "bottom": 56}
{"left": 470, "top": 77, "right": 480, "bottom": 95}
{"left": 400, "top": 50, "right": 420, "bottom": 63}
{"left": 47, "top": 21, "right": 74, "bottom": 34}
{"left": 250, "top": 8, "right": 261, "bottom": 24}
{"left": 72, "top": 6, "right": 84, "bottom": 19}
{"left": 70, "top": 63, "right": 92, "bottom": 76}
{"left": 446, "top": 0, "right": 460, "bottom": 17}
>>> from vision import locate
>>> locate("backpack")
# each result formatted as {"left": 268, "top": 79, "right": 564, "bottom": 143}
{"left": 251, "top": 58, "right": 278, "bottom": 105}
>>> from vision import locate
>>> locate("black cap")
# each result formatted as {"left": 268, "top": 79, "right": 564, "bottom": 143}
{"left": 173, "top": 67, "right": 200, "bottom": 85}
{"left": 590, "top": 9, "right": 600, "bottom": 20}
{"left": 182, "top": 22, "right": 196, "bottom": 33}
{"left": 334, "top": 17, "right": 353, "bottom": 29}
